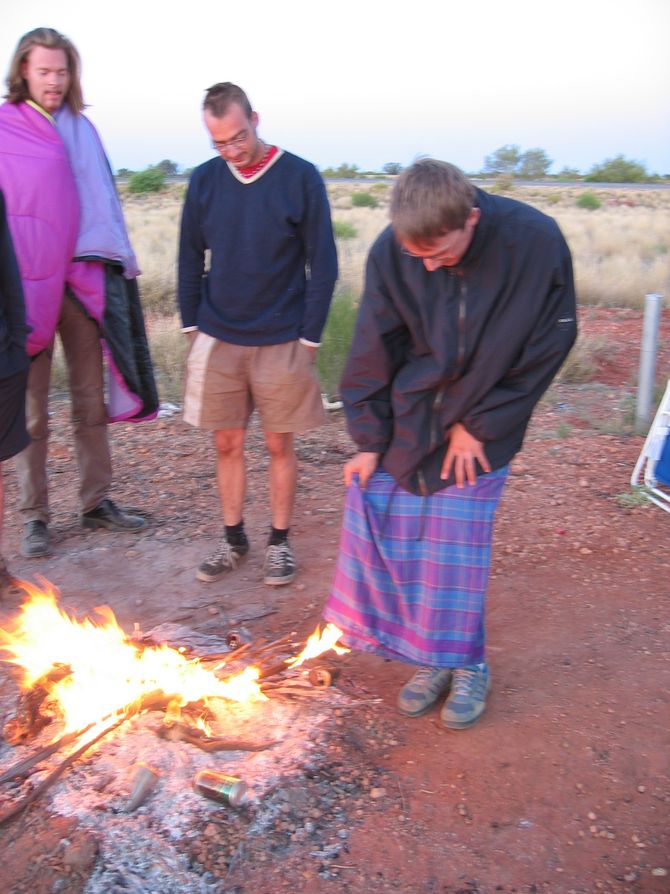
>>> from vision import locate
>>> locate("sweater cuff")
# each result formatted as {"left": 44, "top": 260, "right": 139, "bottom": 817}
{"left": 299, "top": 337, "right": 320, "bottom": 348}
{"left": 181, "top": 325, "right": 198, "bottom": 333}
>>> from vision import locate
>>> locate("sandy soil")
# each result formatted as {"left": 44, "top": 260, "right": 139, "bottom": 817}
{"left": 0, "top": 306, "right": 668, "bottom": 894}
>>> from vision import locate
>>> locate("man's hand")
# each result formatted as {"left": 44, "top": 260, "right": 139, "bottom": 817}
{"left": 344, "top": 452, "right": 380, "bottom": 489}
{"left": 441, "top": 422, "right": 490, "bottom": 487}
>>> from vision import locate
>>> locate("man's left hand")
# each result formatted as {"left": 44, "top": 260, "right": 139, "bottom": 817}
{"left": 441, "top": 422, "right": 491, "bottom": 487}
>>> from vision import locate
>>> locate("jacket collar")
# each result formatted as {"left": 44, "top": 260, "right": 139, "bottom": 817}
{"left": 453, "top": 187, "right": 490, "bottom": 270}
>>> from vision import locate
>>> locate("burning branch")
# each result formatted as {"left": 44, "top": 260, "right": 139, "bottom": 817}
{"left": 157, "top": 722, "right": 279, "bottom": 753}
{"left": 0, "top": 714, "right": 126, "bottom": 828}
{"left": 0, "top": 581, "right": 351, "bottom": 825}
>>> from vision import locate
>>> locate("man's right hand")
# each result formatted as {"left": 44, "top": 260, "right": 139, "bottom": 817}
{"left": 343, "top": 452, "right": 380, "bottom": 489}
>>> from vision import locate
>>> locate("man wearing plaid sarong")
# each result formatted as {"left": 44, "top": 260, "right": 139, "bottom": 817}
{"left": 325, "top": 160, "right": 577, "bottom": 730}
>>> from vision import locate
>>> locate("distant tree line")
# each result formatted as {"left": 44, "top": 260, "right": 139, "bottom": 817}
{"left": 481, "top": 145, "right": 659, "bottom": 182}
{"left": 116, "top": 152, "right": 666, "bottom": 192}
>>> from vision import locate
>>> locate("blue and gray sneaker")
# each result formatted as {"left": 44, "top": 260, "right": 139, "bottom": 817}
{"left": 397, "top": 667, "right": 453, "bottom": 717}
{"left": 440, "top": 662, "right": 490, "bottom": 729}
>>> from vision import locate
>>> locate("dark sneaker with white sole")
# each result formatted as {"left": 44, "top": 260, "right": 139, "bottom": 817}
{"left": 196, "top": 537, "right": 249, "bottom": 582}
{"left": 263, "top": 541, "right": 296, "bottom": 586}
{"left": 440, "top": 662, "right": 490, "bottom": 729}
{"left": 397, "top": 667, "right": 453, "bottom": 716}
{"left": 81, "top": 499, "right": 147, "bottom": 532}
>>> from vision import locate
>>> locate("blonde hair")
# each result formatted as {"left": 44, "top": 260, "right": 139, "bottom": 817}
{"left": 391, "top": 159, "right": 475, "bottom": 245}
{"left": 5, "top": 27, "right": 84, "bottom": 113}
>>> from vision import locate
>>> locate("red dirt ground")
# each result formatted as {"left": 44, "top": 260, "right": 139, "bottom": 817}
{"left": 0, "top": 306, "right": 668, "bottom": 894}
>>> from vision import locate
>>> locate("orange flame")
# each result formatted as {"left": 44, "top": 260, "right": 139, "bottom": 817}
{"left": 0, "top": 581, "right": 266, "bottom": 733}
{"left": 286, "top": 623, "right": 349, "bottom": 669}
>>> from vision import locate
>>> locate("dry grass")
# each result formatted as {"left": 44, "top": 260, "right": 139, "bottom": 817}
{"left": 145, "top": 315, "right": 188, "bottom": 403}
{"left": 557, "top": 332, "right": 612, "bottom": 384}
{"left": 123, "top": 187, "right": 184, "bottom": 314}
{"left": 103, "top": 181, "right": 670, "bottom": 401}
{"left": 121, "top": 182, "right": 670, "bottom": 316}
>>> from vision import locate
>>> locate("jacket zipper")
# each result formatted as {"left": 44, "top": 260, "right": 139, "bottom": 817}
{"left": 420, "top": 277, "right": 468, "bottom": 495}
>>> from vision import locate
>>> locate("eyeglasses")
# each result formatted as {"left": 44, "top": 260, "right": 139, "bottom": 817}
{"left": 211, "top": 130, "right": 249, "bottom": 152}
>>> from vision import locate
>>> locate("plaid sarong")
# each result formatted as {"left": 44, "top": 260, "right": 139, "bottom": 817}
{"left": 324, "top": 467, "right": 508, "bottom": 668}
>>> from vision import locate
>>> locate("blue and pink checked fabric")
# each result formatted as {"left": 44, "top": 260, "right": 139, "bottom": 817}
{"left": 324, "top": 467, "right": 508, "bottom": 668}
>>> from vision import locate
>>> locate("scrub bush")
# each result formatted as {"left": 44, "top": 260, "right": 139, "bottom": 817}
{"left": 333, "top": 220, "right": 358, "bottom": 239}
{"left": 128, "top": 168, "right": 166, "bottom": 194}
{"left": 576, "top": 192, "right": 602, "bottom": 211}
{"left": 351, "top": 191, "right": 379, "bottom": 209}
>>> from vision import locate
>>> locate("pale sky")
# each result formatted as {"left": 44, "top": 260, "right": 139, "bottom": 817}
{"left": 2, "top": 0, "right": 669, "bottom": 176}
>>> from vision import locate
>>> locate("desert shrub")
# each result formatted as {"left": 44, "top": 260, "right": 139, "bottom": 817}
{"left": 576, "top": 192, "right": 601, "bottom": 211}
{"left": 616, "top": 488, "right": 652, "bottom": 509}
{"left": 351, "top": 191, "right": 379, "bottom": 209}
{"left": 586, "top": 155, "right": 649, "bottom": 183}
{"left": 489, "top": 174, "right": 515, "bottom": 194}
{"left": 322, "top": 163, "right": 360, "bottom": 179}
{"left": 546, "top": 193, "right": 561, "bottom": 205}
{"left": 317, "top": 289, "right": 359, "bottom": 396}
{"left": 128, "top": 168, "right": 166, "bottom": 194}
{"left": 333, "top": 220, "right": 358, "bottom": 240}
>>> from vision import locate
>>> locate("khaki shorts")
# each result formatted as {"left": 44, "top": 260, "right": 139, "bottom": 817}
{"left": 183, "top": 334, "right": 326, "bottom": 433}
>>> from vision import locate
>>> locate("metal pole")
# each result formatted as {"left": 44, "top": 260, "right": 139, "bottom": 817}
{"left": 635, "top": 293, "right": 664, "bottom": 435}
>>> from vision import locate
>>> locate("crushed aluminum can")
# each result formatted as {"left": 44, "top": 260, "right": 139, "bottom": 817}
{"left": 126, "top": 762, "right": 160, "bottom": 812}
{"left": 193, "top": 770, "right": 250, "bottom": 808}
{"left": 225, "top": 628, "right": 252, "bottom": 650}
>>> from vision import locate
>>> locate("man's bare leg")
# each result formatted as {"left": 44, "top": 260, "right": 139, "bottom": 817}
{"left": 196, "top": 428, "right": 247, "bottom": 582}
{"left": 214, "top": 428, "right": 246, "bottom": 524}
{"left": 264, "top": 431, "right": 296, "bottom": 529}
{"left": 263, "top": 431, "right": 297, "bottom": 585}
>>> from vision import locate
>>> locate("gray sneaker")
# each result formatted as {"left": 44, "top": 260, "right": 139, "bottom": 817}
{"left": 196, "top": 537, "right": 249, "bottom": 582}
{"left": 440, "top": 663, "right": 491, "bottom": 729}
{"left": 263, "top": 541, "right": 295, "bottom": 586}
{"left": 397, "top": 667, "right": 453, "bottom": 716}
{"left": 21, "top": 520, "right": 51, "bottom": 558}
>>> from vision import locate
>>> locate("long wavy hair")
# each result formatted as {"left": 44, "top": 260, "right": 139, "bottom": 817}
{"left": 4, "top": 27, "right": 84, "bottom": 113}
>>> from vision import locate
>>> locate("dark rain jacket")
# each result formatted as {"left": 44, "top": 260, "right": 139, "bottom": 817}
{"left": 341, "top": 188, "right": 578, "bottom": 495}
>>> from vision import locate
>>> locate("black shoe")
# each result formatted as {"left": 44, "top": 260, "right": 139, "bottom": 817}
{"left": 21, "top": 520, "right": 51, "bottom": 558}
{"left": 81, "top": 498, "right": 147, "bottom": 532}
{"left": 263, "top": 541, "right": 296, "bottom": 586}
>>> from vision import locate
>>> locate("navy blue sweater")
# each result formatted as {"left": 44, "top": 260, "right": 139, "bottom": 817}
{"left": 178, "top": 151, "right": 338, "bottom": 346}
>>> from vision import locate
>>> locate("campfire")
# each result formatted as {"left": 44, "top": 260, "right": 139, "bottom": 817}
{"left": 0, "top": 579, "right": 350, "bottom": 827}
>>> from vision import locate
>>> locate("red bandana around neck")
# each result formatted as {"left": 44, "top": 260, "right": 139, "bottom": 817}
{"left": 237, "top": 145, "right": 279, "bottom": 180}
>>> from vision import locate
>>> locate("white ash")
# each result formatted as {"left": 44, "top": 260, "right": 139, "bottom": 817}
{"left": 2, "top": 687, "right": 352, "bottom": 892}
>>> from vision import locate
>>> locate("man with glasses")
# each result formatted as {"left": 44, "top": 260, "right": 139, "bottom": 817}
{"left": 179, "top": 82, "right": 337, "bottom": 587}
{"left": 324, "top": 159, "right": 577, "bottom": 730}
